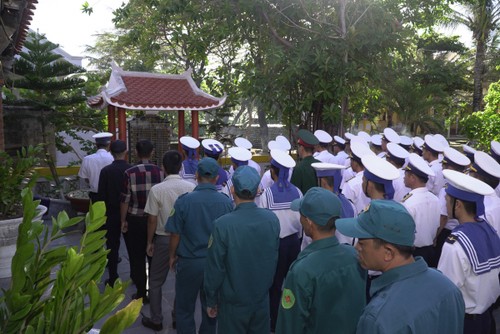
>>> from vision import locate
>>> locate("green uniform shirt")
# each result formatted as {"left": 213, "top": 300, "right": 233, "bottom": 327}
{"left": 357, "top": 257, "right": 464, "bottom": 333}
{"left": 166, "top": 183, "right": 233, "bottom": 258}
{"left": 276, "top": 236, "right": 367, "bottom": 334}
{"left": 204, "top": 202, "right": 280, "bottom": 307}
{"left": 290, "top": 155, "right": 320, "bottom": 194}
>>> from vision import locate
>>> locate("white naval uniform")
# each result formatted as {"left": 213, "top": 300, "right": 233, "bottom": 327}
{"left": 426, "top": 159, "right": 445, "bottom": 196}
{"left": 257, "top": 186, "right": 303, "bottom": 239}
{"left": 342, "top": 171, "right": 371, "bottom": 215}
{"left": 334, "top": 150, "right": 349, "bottom": 166}
{"left": 260, "top": 168, "right": 293, "bottom": 190}
{"left": 179, "top": 163, "right": 198, "bottom": 186}
{"left": 402, "top": 187, "right": 440, "bottom": 247}
{"left": 496, "top": 184, "right": 500, "bottom": 198}
{"left": 438, "top": 240, "right": 500, "bottom": 314}
{"left": 484, "top": 193, "right": 500, "bottom": 236}
{"left": 393, "top": 169, "right": 411, "bottom": 203}
{"left": 78, "top": 149, "right": 113, "bottom": 192}
{"left": 314, "top": 150, "right": 337, "bottom": 164}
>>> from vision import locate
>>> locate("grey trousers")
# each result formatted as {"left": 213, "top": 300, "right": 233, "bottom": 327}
{"left": 148, "top": 234, "right": 170, "bottom": 324}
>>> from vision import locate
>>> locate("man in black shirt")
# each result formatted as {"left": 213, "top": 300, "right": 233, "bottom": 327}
{"left": 97, "top": 140, "right": 131, "bottom": 286}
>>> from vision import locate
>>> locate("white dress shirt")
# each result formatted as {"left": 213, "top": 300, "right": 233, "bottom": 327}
{"left": 314, "top": 150, "right": 337, "bottom": 164}
{"left": 484, "top": 193, "right": 500, "bottom": 236}
{"left": 342, "top": 171, "right": 371, "bottom": 215}
{"left": 393, "top": 169, "right": 411, "bottom": 203}
{"left": 402, "top": 187, "right": 440, "bottom": 247}
{"left": 426, "top": 159, "right": 445, "bottom": 196}
{"left": 78, "top": 149, "right": 113, "bottom": 192}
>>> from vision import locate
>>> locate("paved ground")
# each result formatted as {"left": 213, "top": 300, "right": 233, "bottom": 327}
{"left": 1, "top": 212, "right": 499, "bottom": 333}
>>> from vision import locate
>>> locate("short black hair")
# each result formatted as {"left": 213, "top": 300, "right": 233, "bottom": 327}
{"left": 300, "top": 144, "right": 314, "bottom": 154}
{"left": 235, "top": 189, "right": 256, "bottom": 200}
{"left": 136, "top": 140, "right": 154, "bottom": 158}
{"left": 471, "top": 171, "right": 500, "bottom": 189}
{"left": 162, "top": 150, "right": 182, "bottom": 174}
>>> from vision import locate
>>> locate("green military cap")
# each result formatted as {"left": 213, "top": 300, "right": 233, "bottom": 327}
{"left": 336, "top": 200, "right": 416, "bottom": 246}
{"left": 297, "top": 129, "right": 319, "bottom": 148}
{"left": 291, "top": 187, "right": 342, "bottom": 226}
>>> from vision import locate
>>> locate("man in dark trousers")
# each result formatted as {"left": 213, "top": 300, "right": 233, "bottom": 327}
{"left": 120, "top": 139, "right": 164, "bottom": 302}
{"left": 96, "top": 139, "right": 131, "bottom": 286}
{"left": 204, "top": 166, "right": 280, "bottom": 333}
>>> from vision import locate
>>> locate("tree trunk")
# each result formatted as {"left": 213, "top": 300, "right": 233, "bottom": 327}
{"left": 472, "top": 37, "right": 487, "bottom": 112}
{"left": 339, "top": 0, "right": 348, "bottom": 136}
{"left": 256, "top": 100, "right": 269, "bottom": 150}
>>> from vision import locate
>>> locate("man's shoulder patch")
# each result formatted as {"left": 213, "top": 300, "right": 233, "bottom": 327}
{"left": 402, "top": 193, "right": 413, "bottom": 202}
{"left": 445, "top": 235, "right": 457, "bottom": 244}
{"left": 281, "top": 288, "right": 295, "bottom": 309}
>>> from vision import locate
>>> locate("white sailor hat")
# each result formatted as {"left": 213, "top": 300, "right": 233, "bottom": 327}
{"left": 268, "top": 140, "right": 286, "bottom": 151}
{"left": 234, "top": 137, "right": 253, "bottom": 150}
{"left": 471, "top": 151, "right": 500, "bottom": 179}
{"left": 350, "top": 135, "right": 369, "bottom": 148}
{"left": 386, "top": 142, "right": 410, "bottom": 163}
{"left": 423, "top": 134, "right": 445, "bottom": 154}
{"left": 399, "top": 135, "right": 413, "bottom": 148}
{"left": 413, "top": 137, "right": 424, "bottom": 150}
{"left": 270, "top": 149, "right": 296, "bottom": 169}
{"left": 491, "top": 140, "right": 500, "bottom": 162}
{"left": 405, "top": 153, "right": 435, "bottom": 178}
{"left": 433, "top": 133, "right": 450, "bottom": 148}
{"left": 350, "top": 141, "right": 375, "bottom": 162}
{"left": 276, "top": 135, "right": 292, "bottom": 150}
{"left": 362, "top": 155, "right": 399, "bottom": 199}
{"left": 357, "top": 131, "right": 372, "bottom": 143}
{"left": 92, "top": 132, "right": 113, "bottom": 144}
{"left": 443, "top": 169, "right": 494, "bottom": 217}
{"left": 311, "top": 162, "right": 347, "bottom": 175}
{"left": 362, "top": 155, "right": 399, "bottom": 181}
{"left": 314, "top": 130, "right": 333, "bottom": 144}
{"left": 333, "top": 135, "right": 346, "bottom": 146}
{"left": 202, "top": 138, "right": 224, "bottom": 156}
{"left": 382, "top": 128, "right": 401, "bottom": 144}
{"left": 312, "top": 162, "right": 347, "bottom": 192}
{"left": 180, "top": 136, "right": 200, "bottom": 149}
{"left": 371, "top": 134, "right": 382, "bottom": 146}
{"left": 228, "top": 146, "right": 252, "bottom": 166}
{"left": 462, "top": 144, "right": 477, "bottom": 161}
{"left": 344, "top": 132, "right": 355, "bottom": 141}
{"left": 442, "top": 147, "right": 470, "bottom": 170}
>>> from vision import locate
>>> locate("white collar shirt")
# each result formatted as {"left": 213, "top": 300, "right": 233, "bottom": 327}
{"left": 78, "top": 149, "right": 113, "bottom": 192}
{"left": 402, "top": 187, "right": 440, "bottom": 247}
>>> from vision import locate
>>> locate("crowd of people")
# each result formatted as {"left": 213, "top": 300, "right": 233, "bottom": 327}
{"left": 77, "top": 128, "right": 500, "bottom": 334}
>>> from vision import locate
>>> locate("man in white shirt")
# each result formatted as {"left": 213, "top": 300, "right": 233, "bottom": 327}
{"left": 422, "top": 134, "right": 445, "bottom": 196}
{"left": 438, "top": 170, "right": 500, "bottom": 334}
{"left": 78, "top": 132, "right": 113, "bottom": 203}
{"left": 142, "top": 151, "right": 196, "bottom": 331}
{"left": 313, "top": 129, "right": 336, "bottom": 163}
{"left": 341, "top": 141, "right": 375, "bottom": 215}
{"left": 402, "top": 153, "right": 440, "bottom": 267}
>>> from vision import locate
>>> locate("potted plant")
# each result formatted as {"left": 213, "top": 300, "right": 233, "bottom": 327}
{"left": 0, "top": 145, "right": 47, "bottom": 278}
{"left": 0, "top": 189, "right": 141, "bottom": 333}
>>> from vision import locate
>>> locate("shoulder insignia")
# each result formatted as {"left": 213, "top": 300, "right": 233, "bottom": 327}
{"left": 346, "top": 175, "right": 356, "bottom": 183}
{"left": 363, "top": 204, "right": 370, "bottom": 212}
{"left": 281, "top": 288, "right": 295, "bottom": 309}
{"left": 401, "top": 193, "right": 413, "bottom": 202}
{"left": 169, "top": 208, "right": 175, "bottom": 217}
{"left": 445, "top": 235, "right": 457, "bottom": 244}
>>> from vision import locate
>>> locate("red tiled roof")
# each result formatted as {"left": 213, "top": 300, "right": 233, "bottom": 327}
{"left": 88, "top": 63, "right": 226, "bottom": 111}
{"left": 14, "top": 0, "right": 38, "bottom": 52}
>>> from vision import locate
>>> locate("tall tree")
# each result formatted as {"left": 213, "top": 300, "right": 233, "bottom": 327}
{"left": 444, "top": 0, "right": 500, "bottom": 111}
{"left": 4, "top": 32, "right": 105, "bottom": 195}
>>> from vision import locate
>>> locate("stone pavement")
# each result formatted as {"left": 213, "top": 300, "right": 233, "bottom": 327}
{"left": 1, "top": 214, "right": 500, "bottom": 333}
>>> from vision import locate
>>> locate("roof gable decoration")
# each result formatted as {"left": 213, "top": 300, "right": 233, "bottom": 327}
{"left": 88, "top": 62, "right": 227, "bottom": 111}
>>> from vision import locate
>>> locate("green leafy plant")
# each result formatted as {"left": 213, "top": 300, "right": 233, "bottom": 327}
{"left": 461, "top": 80, "right": 500, "bottom": 150}
{"left": 0, "top": 145, "right": 43, "bottom": 219}
{"left": 0, "top": 189, "right": 141, "bottom": 333}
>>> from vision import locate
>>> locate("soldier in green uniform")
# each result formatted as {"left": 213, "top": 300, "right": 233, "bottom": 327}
{"left": 290, "top": 129, "right": 320, "bottom": 194}
{"left": 204, "top": 166, "right": 280, "bottom": 334}
{"left": 276, "top": 187, "right": 367, "bottom": 334}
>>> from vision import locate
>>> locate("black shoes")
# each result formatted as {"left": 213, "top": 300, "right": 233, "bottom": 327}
{"left": 141, "top": 316, "right": 163, "bottom": 331}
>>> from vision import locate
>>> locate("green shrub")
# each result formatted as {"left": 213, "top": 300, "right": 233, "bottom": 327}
{"left": 0, "top": 189, "right": 141, "bottom": 333}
